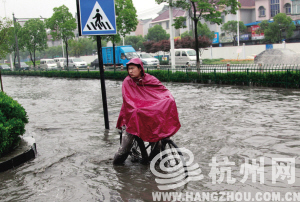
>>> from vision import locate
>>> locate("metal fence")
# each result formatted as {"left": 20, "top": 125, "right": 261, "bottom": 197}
{"left": 2, "top": 63, "right": 300, "bottom": 89}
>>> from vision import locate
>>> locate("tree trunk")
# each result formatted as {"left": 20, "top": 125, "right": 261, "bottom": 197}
{"left": 14, "top": 53, "right": 16, "bottom": 67}
{"left": 66, "top": 40, "right": 69, "bottom": 69}
{"left": 33, "top": 48, "right": 36, "bottom": 68}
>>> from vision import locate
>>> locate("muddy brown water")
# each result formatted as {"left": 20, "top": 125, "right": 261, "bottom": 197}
{"left": 0, "top": 76, "right": 300, "bottom": 202}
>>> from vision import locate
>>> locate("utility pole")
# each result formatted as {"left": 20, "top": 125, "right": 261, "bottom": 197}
{"left": 13, "top": 13, "right": 21, "bottom": 71}
{"left": 169, "top": 0, "right": 175, "bottom": 69}
{"left": 3, "top": 0, "right": 6, "bottom": 17}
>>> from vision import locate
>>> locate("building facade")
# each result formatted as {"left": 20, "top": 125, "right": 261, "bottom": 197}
{"left": 149, "top": 6, "right": 189, "bottom": 37}
{"left": 255, "top": 0, "right": 300, "bottom": 21}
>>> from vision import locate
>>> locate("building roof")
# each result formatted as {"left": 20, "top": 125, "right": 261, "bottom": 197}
{"left": 240, "top": 0, "right": 255, "bottom": 8}
{"left": 151, "top": 8, "right": 185, "bottom": 23}
{"left": 140, "top": 18, "right": 152, "bottom": 24}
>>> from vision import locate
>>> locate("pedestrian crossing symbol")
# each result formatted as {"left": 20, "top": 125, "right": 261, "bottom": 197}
{"left": 83, "top": 1, "right": 115, "bottom": 32}
{"left": 77, "top": 0, "right": 116, "bottom": 36}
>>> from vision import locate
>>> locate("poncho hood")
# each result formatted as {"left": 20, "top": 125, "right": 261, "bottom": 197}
{"left": 116, "top": 58, "right": 181, "bottom": 142}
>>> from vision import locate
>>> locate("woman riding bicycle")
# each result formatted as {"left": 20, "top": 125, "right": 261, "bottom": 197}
{"left": 113, "top": 58, "right": 181, "bottom": 164}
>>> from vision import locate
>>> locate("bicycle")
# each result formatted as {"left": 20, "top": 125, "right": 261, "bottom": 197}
{"left": 119, "top": 130, "right": 189, "bottom": 176}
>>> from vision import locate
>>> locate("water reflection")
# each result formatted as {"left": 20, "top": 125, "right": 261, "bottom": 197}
{"left": 0, "top": 76, "right": 299, "bottom": 201}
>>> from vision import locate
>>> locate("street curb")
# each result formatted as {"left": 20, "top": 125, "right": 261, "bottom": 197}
{"left": 0, "top": 137, "right": 37, "bottom": 173}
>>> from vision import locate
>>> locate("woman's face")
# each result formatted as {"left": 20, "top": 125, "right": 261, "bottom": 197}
{"left": 127, "top": 64, "right": 142, "bottom": 79}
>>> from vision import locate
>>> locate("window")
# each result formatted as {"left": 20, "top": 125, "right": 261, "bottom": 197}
{"left": 166, "top": 21, "right": 169, "bottom": 29}
{"left": 221, "top": 16, "right": 225, "bottom": 23}
{"left": 285, "top": 3, "right": 291, "bottom": 14}
{"left": 270, "top": 0, "right": 280, "bottom": 17}
{"left": 292, "top": 1, "right": 300, "bottom": 14}
{"left": 182, "top": 51, "right": 187, "bottom": 56}
{"left": 259, "top": 6, "right": 266, "bottom": 17}
{"left": 175, "top": 51, "right": 180, "bottom": 56}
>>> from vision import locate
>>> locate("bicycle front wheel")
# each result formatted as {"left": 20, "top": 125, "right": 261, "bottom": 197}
{"left": 159, "top": 138, "right": 188, "bottom": 176}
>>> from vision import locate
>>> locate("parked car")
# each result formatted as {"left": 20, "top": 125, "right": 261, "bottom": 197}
{"left": 90, "top": 58, "right": 99, "bottom": 69}
{"left": 0, "top": 64, "right": 11, "bottom": 70}
{"left": 137, "top": 53, "right": 159, "bottom": 66}
{"left": 39, "top": 59, "right": 58, "bottom": 70}
{"left": 170, "top": 49, "right": 201, "bottom": 67}
{"left": 15, "top": 62, "right": 30, "bottom": 70}
{"left": 53, "top": 57, "right": 66, "bottom": 68}
{"left": 63, "top": 58, "right": 88, "bottom": 69}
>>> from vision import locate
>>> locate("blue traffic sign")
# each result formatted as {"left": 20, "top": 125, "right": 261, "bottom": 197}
{"left": 77, "top": 0, "right": 117, "bottom": 36}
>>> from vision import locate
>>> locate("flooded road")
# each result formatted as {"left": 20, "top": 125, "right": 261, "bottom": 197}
{"left": 0, "top": 76, "right": 299, "bottom": 202}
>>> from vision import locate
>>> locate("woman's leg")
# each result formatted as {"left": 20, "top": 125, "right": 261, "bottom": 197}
{"left": 113, "top": 130, "right": 134, "bottom": 165}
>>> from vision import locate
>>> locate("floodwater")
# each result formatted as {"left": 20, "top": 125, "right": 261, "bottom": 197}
{"left": 0, "top": 76, "right": 300, "bottom": 202}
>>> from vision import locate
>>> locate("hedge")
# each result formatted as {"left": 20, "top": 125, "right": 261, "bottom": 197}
{"left": 0, "top": 92, "right": 28, "bottom": 157}
{"left": 2, "top": 68, "right": 300, "bottom": 89}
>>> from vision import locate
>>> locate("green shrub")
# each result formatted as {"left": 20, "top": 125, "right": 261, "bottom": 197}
{"left": 0, "top": 92, "right": 28, "bottom": 157}
{"left": 2, "top": 68, "right": 300, "bottom": 89}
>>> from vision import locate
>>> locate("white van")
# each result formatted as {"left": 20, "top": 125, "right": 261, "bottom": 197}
{"left": 170, "top": 49, "right": 201, "bottom": 67}
{"left": 63, "top": 58, "right": 87, "bottom": 69}
{"left": 54, "top": 58, "right": 66, "bottom": 68}
{"left": 40, "top": 59, "right": 58, "bottom": 70}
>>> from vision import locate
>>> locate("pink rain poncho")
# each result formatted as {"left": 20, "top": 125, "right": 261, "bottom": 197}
{"left": 116, "top": 58, "right": 181, "bottom": 142}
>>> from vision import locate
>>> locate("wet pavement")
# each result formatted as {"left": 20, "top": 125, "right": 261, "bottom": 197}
{"left": 0, "top": 75, "right": 300, "bottom": 202}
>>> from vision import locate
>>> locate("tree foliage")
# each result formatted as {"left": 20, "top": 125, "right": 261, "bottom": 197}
{"left": 69, "top": 38, "right": 102, "bottom": 57}
{"left": 156, "top": 0, "right": 240, "bottom": 67}
{"left": 145, "top": 25, "right": 170, "bottom": 42}
{"left": 221, "top": 20, "right": 246, "bottom": 45}
{"left": 181, "top": 22, "right": 214, "bottom": 40}
{"left": 3, "top": 21, "right": 26, "bottom": 66}
{"left": 102, "top": 0, "right": 138, "bottom": 45}
{"left": 21, "top": 19, "right": 48, "bottom": 67}
{"left": 46, "top": 5, "right": 77, "bottom": 66}
{"left": 257, "top": 13, "right": 296, "bottom": 44}
{"left": 0, "top": 18, "right": 13, "bottom": 59}
{"left": 124, "top": 35, "right": 146, "bottom": 51}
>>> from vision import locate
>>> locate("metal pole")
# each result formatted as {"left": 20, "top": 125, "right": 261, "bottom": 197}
{"left": 169, "top": 1, "right": 176, "bottom": 70}
{"left": 13, "top": 13, "right": 21, "bottom": 70}
{"left": 237, "top": 0, "right": 239, "bottom": 46}
{"left": 96, "top": 35, "right": 109, "bottom": 129}
{"left": 243, "top": 43, "right": 246, "bottom": 59}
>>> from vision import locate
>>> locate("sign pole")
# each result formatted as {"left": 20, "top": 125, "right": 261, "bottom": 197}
{"left": 77, "top": 0, "right": 117, "bottom": 130}
{"left": 97, "top": 35, "right": 109, "bottom": 129}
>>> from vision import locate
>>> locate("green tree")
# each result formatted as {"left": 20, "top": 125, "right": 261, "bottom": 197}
{"left": 96, "top": 0, "right": 138, "bottom": 65}
{"left": 156, "top": 0, "right": 240, "bottom": 68}
{"left": 257, "top": 13, "right": 296, "bottom": 44}
{"left": 46, "top": 5, "right": 77, "bottom": 67}
{"left": 145, "top": 25, "right": 170, "bottom": 42}
{"left": 181, "top": 22, "right": 214, "bottom": 40}
{"left": 0, "top": 18, "right": 13, "bottom": 59}
{"left": 221, "top": 20, "right": 246, "bottom": 46}
{"left": 101, "top": 0, "right": 138, "bottom": 47}
{"left": 21, "top": 19, "right": 48, "bottom": 67}
{"left": 124, "top": 35, "right": 146, "bottom": 51}
{"left": 6, "top": 21, "right": 25, "bottom": 65}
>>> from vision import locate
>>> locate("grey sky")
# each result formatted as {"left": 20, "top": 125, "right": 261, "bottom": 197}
{"left": 0, "top": 0, "right": 165, "bottom": 19}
